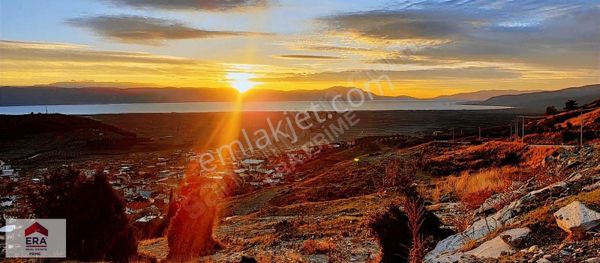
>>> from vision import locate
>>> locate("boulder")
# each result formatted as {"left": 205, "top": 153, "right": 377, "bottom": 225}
{"left": 425, "top": 174, "right": 593, "bottom": 263}
{"left": 553, "top": 201, "right": 600, "bottom": 235}
{"left": 464, "top": 228, "right": 530, "bottom": 259}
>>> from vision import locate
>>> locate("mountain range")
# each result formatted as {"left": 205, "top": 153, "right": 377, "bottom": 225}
{"left": 1, "top": 84, "right": 599, "bottom": 113}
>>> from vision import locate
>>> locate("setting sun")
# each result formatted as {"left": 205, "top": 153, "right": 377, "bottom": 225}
{"left": 227, "top": 72, "right": 258, "bottom": 93}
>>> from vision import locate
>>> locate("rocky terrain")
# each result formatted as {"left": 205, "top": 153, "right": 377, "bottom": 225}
{"left": 134, "top": 104, "right": 600, "bottom": 262}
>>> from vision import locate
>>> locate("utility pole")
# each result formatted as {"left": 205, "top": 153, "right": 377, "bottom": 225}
{"left": 521, "top": 116, "right": 525, "bottom": 143}
{"left": 580, "top": 109, "right": 584, "bottom": 147}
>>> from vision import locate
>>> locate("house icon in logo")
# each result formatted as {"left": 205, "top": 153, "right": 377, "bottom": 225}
{"left": 25, "top": 222, "right": 48, "bottom": 237}
{"left": 25, "top": 222, "right": 48, "bottom": 248}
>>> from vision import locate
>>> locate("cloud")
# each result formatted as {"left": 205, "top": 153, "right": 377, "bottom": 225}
{"left": 321, "top": 9, "right": 479, "bottom": 41}
{"left": 275, "top": 54, "right": 342, "bottom": 60}
{"left": 257, "top": 67, "right": 521, "bottom": 82}
{"left": 0, "top": 40, "right": 224, "bottom": 85}
{"left": 0, "top": 40, "right": 196, "bottom": 64}
{"left": 368, "top": 56, "right": 459, "bottom": 66}
{"left": 104, "top": 0, "right": 268, "bottom": 11}
{"left": 320, "top": 2, "right": 600, "bottom": 70}
{"left": 67, "top": 15, "right": 269, "bottom": 44}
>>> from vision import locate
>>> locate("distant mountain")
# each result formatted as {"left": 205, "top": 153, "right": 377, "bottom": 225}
{"left": 434, "top": 89, "right": 542, "bottom": 102}
{"left": 241, "top": 86, "right": 416, "bottom": 102}
{"left": 479, "top": 84, "right": 600, "bottom": 112}
{"left": 0, "top": 86, "right": 416, "bottom": 106}
{"left": 0, "top": 87, "right": 237, "bottom": 106}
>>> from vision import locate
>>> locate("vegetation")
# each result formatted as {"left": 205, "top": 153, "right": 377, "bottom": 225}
{"left": 32, "top": 168, "right": 137, "bottom": 262}
{"left": 545, "top": 106, "right": 559, "bottom": 115}
{"left": 564, "top": 99, "right": 579, "bottom": 110}
{"left": 166, "top": 176, "right": 224, "bottom": 260}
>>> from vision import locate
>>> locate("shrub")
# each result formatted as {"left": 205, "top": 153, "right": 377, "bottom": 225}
{"left": 166, "top": 176, "right": 223, "bottom": 261}
{"left": 383, "top": 159, "right": 418, "bottom": 195}
{"left": 564, "top": 100, "right": 578, "bottom": 111}
{"left": 403, "top": 199, "right": 425, "bottom": 263}
{"left": 545, "top": 106, "right": 559, "bottom": 115}
{"left": 369, "top": 203, "right": 453, "bottom": 263}
{"left": 33, "top": 168, "right": 137, "bottom": 262}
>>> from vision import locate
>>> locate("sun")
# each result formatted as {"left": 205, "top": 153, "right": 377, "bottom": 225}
{"left": 227, "top": 72, "right": 257, "bottom": 93}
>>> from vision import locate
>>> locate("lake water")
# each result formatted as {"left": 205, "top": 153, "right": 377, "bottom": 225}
{"left": 0, "top": 100, "right": 509, "bottom": 115}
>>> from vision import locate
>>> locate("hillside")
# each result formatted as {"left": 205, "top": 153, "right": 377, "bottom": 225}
{"left": 137, "top": 133, "right": 600, "bottom": 262}
{"left": 0, "top": 114, "right": 140, "bottom": 163}
{"left": 434, "top": 89, "right": 541, "bottom": 102}
{"left": 479, "top": 84, "right": 600, "bottom": 112}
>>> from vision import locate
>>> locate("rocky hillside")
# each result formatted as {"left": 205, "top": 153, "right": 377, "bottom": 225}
{"left": 136, "top": 107, "right": 600, "bottom": 262}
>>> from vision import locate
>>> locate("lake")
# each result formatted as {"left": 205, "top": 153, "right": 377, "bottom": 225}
{"left": 0, "top": 100, "right": 509, "bottom": 115}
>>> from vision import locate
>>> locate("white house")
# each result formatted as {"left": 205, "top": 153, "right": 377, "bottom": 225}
{"left": 0, "top": 160, "right": 16, "bottom": 177}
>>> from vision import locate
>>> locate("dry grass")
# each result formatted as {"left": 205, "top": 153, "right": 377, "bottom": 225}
{"left": 425, "top": 141, "right": 526, "bottom": 176}
{"left": 431, "top": 185, "right": 442, "bottom": 203}
{"left": 256, "top": 250, "right": 307, "bottom": 262}
{"left": 522, "top": 146, "right": 558, "bottom": 167}
{"left": 137, "top": 237, "right": 169, "bottom": 262}
{"left": 301, "top": 239, "right": 337, "bottom": 254}
{"left": 244, "top": 234, "right": 278, "bottom": 248}
{"left": 444, "top": 167, "right": 515, "bottom": 198}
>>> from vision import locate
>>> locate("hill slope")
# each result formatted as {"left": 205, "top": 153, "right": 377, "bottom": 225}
{"left": 434, "top": 89, "right": 541, "bottom": 101}
{"left": 479, "top": 84, "right": 600, "bottom": 112}
{"left": 0, "top": 114, "right": 139, "bottom": 163}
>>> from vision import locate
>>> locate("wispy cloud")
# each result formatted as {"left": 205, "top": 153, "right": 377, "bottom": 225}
{"left": 257, "top": 67, "right": 521, "bottom": 82}
{"left": 104, "top": 0, "right": 268, "bottom": 11}
{"left": 275, "top": 54, "right": 342, "bottom": 60}
{"left": 0, "top": 40, "right": 224, "bottom": 85}
{"left": 319, "top": 2, "right": 600, "bottom": 69}
{"left": 320, "top": 9, "right": 480, "bottom": 41}
{"left": 67, "top": 15, "right": 270, "bottom": 45}
{"left": 0, "top": 40, "right": 195, "bottom": 64}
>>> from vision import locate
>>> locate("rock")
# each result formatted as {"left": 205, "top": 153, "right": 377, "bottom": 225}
{"left": 583, "top": 257, "right": 600, "bottom": 263}
{"left": 553, "top": 201, "right": 600, "bottom": 235}
{"left": 528, "top": 245, "right": 539, "bottom": 253}
{"left": 307, "top": 254, "right": 328, "bottom": 263}
{"left": 464, "top": 228, "right": 531, "bottom": 259}
{"left": 425, "top": 173, "right": 594, "bottom": 263}
{"left": 439, "top": 193, "right": 453, "bottom": 203}
{"left": 536, "top": 259, "right": 551, "bottom": 263}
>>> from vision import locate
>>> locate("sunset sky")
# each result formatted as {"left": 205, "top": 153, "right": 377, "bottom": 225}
{"left": 0, "top": 0, "right": 599, "bottom": 98}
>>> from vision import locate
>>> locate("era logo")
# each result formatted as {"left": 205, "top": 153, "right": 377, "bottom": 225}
{"left": 25, "top": 222, "right": 48, "bottom": 248}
